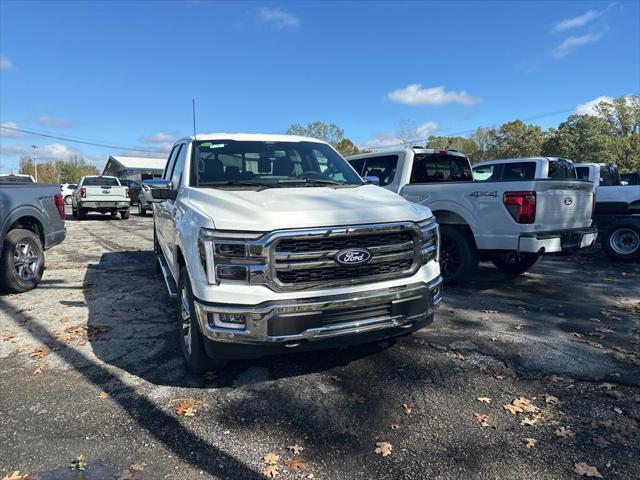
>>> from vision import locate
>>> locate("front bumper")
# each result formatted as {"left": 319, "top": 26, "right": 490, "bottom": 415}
{"left": 80, "top": 201, "right": 130, "bottom": 209}
{"left": 193, "top": 277, "right": 443, "bottom": 356}
{"left": 518, "top": 227, "right": 598, "bottom": 253}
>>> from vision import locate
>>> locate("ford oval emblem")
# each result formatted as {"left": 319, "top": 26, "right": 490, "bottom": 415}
{"left": 335, "top": 248, "right": 372, "bottom": 266}
{"left": 563, "top": 197, "right": 573, "bottom": 206}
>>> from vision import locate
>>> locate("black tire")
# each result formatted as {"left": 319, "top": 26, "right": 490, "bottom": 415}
{"left": 601, "top": 220, "right": 640, "bottom": 262}
{"left": 439, "top": 225, "right": 478, "bottom": 285}
{"left": 71, "top": 207, "right": 77, "bottom": 217}
{"left": 77, "top": 207, "right": 86, "bottom": 220}
{"left": 64, "top": 195, "right": 72, "bottom": 205}
{"left": 138, "top": 203, "right": 147, "bottom": 216}
{"left": 177, "top": 267, "right": 226, "bottom": 373}
{"left": 0, "top": 229, "right": 45, "bottom": 293}
{"left": 120, "top": 209, "right": 130, "bottom": 220}
{"left": 491, "top": 253, "right": 541, "bottom": 275}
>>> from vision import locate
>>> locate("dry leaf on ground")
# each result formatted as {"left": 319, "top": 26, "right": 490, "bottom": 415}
{"left": 524, "top": 438, "right": 537, "bottom": 448}
{"left": 503, "top": 397, "right": 539, "bottom": 415}
{"left": 30, "top": 347, "right": 48, "bottom": 359}
{"left": 175, "top": 402, "right": 197, "bottom": 417}
{"left": 263, "top": 453, "right": 280, "bottom": 465}
{"left": 33, "top": 363, "right": 46, "bottom": 375}
{"left": 574, "top": 462, "right": 603, "bottom": 478}
{"left": 98, "top": 391, "right": 109, "bottom": 399}
{"left": 287, "top": 444, "right": 304, "bottom": 455}
{"left": 2, "top": 471, "right": 29, "bottom": 480}
{"left": 374, "top": 441, "right": 393, "bottom": 456}
{"left": 477, "top": 397, "right": 492, "bottom": 404}
{"left": 473, "top": 413, "right": 491, "bottom": 427}
{"left": 1, "top": 332, "right": 17, "bottom": 342}
{"left": 555, "top": 426, "right": 575, "bottom": 438}
{"left": 545, "top": 394, "right": 559, "bottom": 404}
{"left": 520, "top": 414, "right": 542, "bottom": 426}
{"left": 390, "top": 424, "right": 400, "bottom": 430}
{"left": 402, "top": 403, "right": 412, "bottom": 415}
{"left": 284, "top": 458, "right": 306, "bottom": 471}
{"left": 263, "top": 465, "right": 279, "bottom": 478}
{"left": 480, "top": 315, "right": 491, "bottom": 321}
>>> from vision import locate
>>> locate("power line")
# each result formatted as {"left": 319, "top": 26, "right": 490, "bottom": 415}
{"left": 0, "top": 124, "right": 162, "bottom": 154}
{"left": 367, "top": 93, "right": 637, "bottom": 151}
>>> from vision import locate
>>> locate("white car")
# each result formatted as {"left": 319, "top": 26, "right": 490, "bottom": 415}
{"left": 71, "top": 175, "right": 131, "bottom": 220}
{"left": 349, "top": 151, "right": 597, "bottom": 284}
{"left": 145, "top": 133, "right": 442, "bottom": 372}
{"left": 575, "top": 163, "right": 640, "bottom": 215}
{"left": 60, "top": 183, "right": 78, "bottom": 205}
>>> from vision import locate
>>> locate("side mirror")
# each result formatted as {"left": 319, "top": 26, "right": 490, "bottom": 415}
{"left": 362, "top": 176, "right": 380, "bottom": 186}
{"left": 143, "top": 179, "right": 175, "bottom": 202}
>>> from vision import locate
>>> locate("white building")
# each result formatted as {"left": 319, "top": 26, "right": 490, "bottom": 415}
{"left": 102, "top": 156, "right": 166, "bottom": 182}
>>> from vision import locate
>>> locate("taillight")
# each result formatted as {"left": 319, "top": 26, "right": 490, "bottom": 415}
{"left": 125, "top": 187, "right": 130, "bottom": 198}
{"left": 54, "top": 193, "right": 65, "bottom": 220}
{"left": 503, "top": 191, "right": 536, "bottom": 224}
{"left": 80, "top": 187, "right": 86, "bottom": 198}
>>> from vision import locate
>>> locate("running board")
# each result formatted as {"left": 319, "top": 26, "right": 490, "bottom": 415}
{"left": 157, "top": 254, "right": 177, "bottom": 298}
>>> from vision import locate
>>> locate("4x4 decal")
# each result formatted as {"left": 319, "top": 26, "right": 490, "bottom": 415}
{"left": 469, "top": 191, "right": 498, "bottom": 197}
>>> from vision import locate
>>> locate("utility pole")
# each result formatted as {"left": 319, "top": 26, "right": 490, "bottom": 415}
{"left": 31, "top": 145, "right": 38, "bottom": 182}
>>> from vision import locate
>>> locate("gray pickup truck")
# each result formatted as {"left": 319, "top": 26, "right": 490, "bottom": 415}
{"left": 0, "top": 182, "right": 66, "bottom": 292}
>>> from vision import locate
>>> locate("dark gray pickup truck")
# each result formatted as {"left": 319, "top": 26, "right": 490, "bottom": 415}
{"left": 0, "top": 182, "right": 66, "bottom": 292}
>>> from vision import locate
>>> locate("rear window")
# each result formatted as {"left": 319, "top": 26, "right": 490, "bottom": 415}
{"left": 548, "top": 159, "right": 576, "bottom": 179}
{"left": 83, "top": 177, "right": 120, "bottom": 186}
{"left": 410, "top": 154, "right": 472, "bottom": 183}
{"left": 502, "top": 162, "right": 536, "bottom": 181}
{"left": 0, "top": 175, "right": 34, "bottom": 184}
{"left": 576, "top": 167, "right": 590, "bottom": 181}
{"left": 599, "top": 165, "right": 621, "bottom": 186}
{"left": 472, "top": 164, "right": 501, "bottom": 182}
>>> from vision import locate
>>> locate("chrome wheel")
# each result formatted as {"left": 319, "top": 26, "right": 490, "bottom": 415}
{"left": 14, "top": 241, "right": 40, "bottom": 281}
{"left": 610, "top": 228, "right": 640, "bottom": 255}
{"left": 180, "top": 288, "right": 192, "bottom": 356}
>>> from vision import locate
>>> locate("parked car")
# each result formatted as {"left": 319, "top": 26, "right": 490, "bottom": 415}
{"left": 144, "top": 133, "right": 442, "bottom": 372}
{"left": 0, "top": 179, "right": 66, "bottom": 292}
{"left": 60, "top": 183, "right": 78, "bottom": 205}
{"left": 621, "top": 172, "right": 640, "bottom": 186}
{"left": 137, "top": 182, "right": 153, "bottom": 216}
{"left": 119, "top": 179, "right": 142, "bottom": 205}
{"left": 0, "top": 173, "right": 36, "bottom": 183}
{"left": 71, "top": 175, "right": 131, "bottom": 220}
{"left": 574, "top": 163, "right": 640, "bottom": 261}
{"left": 348, "top": 150, "right": 597, "bottom": 284}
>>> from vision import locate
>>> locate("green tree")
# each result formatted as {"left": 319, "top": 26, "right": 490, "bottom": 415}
{"left": 541, "top": 114, "right": 612, "bottom": 163}
{"left": 493, "top": 120, "right": 546, "bottom": 158}
{"left": 426, "top": 135, "right": 478, "bottom": 158}
{"left": 19, "top": 157, "right": 59, "bottom": 183}
{"left": 469, "top": 127, "right": 498, "bottom": 163}
{"left": 286, "top": 121, "right": 359, "bottom": 157}
{"left": 333, "top": 138, "right": 360, "bottom": 157}
{"left": 593, "top": 95, "right": 640, "bottom": 170}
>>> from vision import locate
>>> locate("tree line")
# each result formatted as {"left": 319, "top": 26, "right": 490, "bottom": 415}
{"left": 287, "top": 96, "right": 640, "bottom": 171}
{"left": 19, "top": 156, "right": 99, "bottom": 184}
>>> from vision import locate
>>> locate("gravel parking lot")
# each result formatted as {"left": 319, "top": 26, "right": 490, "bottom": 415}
{"left": 1, "top": 209, "right": 639, "bottom": 480}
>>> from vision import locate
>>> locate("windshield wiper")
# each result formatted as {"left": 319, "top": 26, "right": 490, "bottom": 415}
{"left": 198, "top": 180, "right": 274, "bottom": 190}
{"left": 277, "top": 178, "right": 343, "bottom": 186}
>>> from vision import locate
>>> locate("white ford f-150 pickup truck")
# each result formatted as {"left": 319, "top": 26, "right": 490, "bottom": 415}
{"left": 145, "top": 134, "right": 442, "bottom": 372}
{"left": 348, "top": 150, "right": 597, "bottom": 283}
{"left": 71, "top": 175, "right": 131, "bottom": 220}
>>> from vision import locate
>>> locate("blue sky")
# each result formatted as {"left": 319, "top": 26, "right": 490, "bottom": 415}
{"left": 1, "top": 0, "right": 639, "bottom": 173}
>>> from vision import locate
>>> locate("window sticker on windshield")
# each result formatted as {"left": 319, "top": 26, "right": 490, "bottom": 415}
{"left": 201, "top": 143, "right": 225, "bottom": 149}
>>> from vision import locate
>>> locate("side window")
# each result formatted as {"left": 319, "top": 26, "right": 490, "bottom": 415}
{"left": 502, "top": 162, "right": 535, "bottom": 181}
{"left": 171, "top": 144, "right": 187, "bottom": 188}
{"left": 410, "top": 155, "right": 472, "bottom": 183}
{"left": 576, "top": 167, "right": 590, "bottom": 181}
{"left": 163, "top": 145, "right": 180, "bottom": 180}
{"left": 362, "top": 155, "right": 398, "bottom": 186}
{"left": 473, "top": 164, "right": 497, "bottom": 181}
{"left": 348, "top": 158, "right": 365, "bottom": 175}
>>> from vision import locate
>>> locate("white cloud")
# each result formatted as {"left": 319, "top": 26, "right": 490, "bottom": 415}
{"left": 0, "top": 122, "right": 24, "bottom": 138}
{"left": 259, "top": 8, "right": 299, "bottom": 29}
{"left": 553, "top": 10, "right": 601, "bottom": 32}
{"left": 141, "top": 132, "right": 176, "bottom": 144}
{"left": 387, "top": 84, "right": 481, "bottom": 106}
{"left": 0, "top": 142, "right": 78, "bottom": 161}
{"left": 550, "top": 32, "right": 603, "bottom": 58}
{"left": 363, "top": 121, "right": 439, "bottom": 149}
{"left": 37, "top": 115, "right": 73, "bottom": 129}
{"left": 0, "top": 55, "right": 14, "bottom": 71}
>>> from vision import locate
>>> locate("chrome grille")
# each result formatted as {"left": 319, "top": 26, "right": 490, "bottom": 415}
{"left": 272, "top": 225, "right": 418, "bottom": 289}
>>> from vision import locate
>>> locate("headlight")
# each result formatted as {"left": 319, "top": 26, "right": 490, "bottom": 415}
{"left": 417, "top": 218, "right": 439, "bottom": 265}
{"left": 198, "top": 229, "right": 265, "bottom": 285}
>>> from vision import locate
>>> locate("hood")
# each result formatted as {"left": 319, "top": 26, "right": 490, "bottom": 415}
{"left": 186, "top": 184, "right": 432, "bottom": 231}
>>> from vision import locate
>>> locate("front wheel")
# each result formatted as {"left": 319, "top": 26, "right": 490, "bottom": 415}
{"left": 0, "top": 229, "right": 45, "bottom": 293}
{"left": 64, "top": 195, "right": 72, "bottom": 205}
{"left": 138, "top": 203, "right": 147, "bottom": 216}
{"left": 602, "top": 221, "right": 640, "bottom": 261}
{"left": 491, "top": 253, "right": 541, "bottom": 275}
{"left": 439, "top": 225, "right": 478, "bottom": 285}
{"left": 178, "top": 267, "right": 226, "bottom": 374}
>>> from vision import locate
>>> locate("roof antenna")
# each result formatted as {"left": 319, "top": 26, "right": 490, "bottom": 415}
{"left": 192, "top": 98, "right": 197, "bottom": 141}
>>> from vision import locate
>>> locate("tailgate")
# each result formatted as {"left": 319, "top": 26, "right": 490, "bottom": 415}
{"left": 84, "top": 186, "right": 128, "bottom": 201}
{"left": 533, "top": 180, "right": 594, "bottom": 230}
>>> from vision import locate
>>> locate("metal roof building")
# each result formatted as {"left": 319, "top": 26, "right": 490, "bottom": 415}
{"left": 102, "top": 156, "right": 166, "bottom": 182}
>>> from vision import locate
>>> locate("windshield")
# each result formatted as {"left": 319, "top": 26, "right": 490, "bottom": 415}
{"left": 190, "top": 140, "right": 362, "bottom": 188}
{"left": 83, "top": 177, "right": 120, "bottom": 186}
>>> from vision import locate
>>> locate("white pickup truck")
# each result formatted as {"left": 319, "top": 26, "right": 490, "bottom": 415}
{"left": 145, "top": 133, "right": 442, "bottom": 372}
{"left": 574, "top": 163, "right": 640, "bottom": 261}
{"left": 348, "top": 150, "right": 597, "bottom": 283}
{"left": 71, "top": 175, "right": 131, "bottom": 220}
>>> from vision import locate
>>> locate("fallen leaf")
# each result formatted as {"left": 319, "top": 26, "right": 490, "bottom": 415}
{"left": 98, "top": 391, "right": 109, "bottom": 399}
{"left": 574, "top": 462, "right": 603, "bottom": 478}
{"left": 514, "top": 324, "right": 527, "bottom": 330}
{"left": 599, "top": 383, "right": 616, "bottom": 391}
{"left": 454, "top": 352, "right": 465, "bottom": 360}
{"left": 263, "top": 465, "right": 279, "bottom": 478}
{"left": 520, "top": 414, "right": 542, "bottom": 426}
{"left": 33, "top": 363, "right": 46, "bottom": 375}
{"left": 390, "top": 424, "right": 400, "bottom": 430}
{"left": 402, "top": 403, "right": 412, "bottom": 415}
{"left": 30, "top": 347, "right": 48, "bottom": 359}
{"left": 503, "top": 397, "right": 539, "bottom": 415}
{"left": 473, "top": 413, "right": 491, "bottom": 427}
{"left": 263, "top": 452, "right": 280, "bottom": 465}
{"left": 283, "top": 458, "right": 306, "bottom": 471}
{"left": 545, "top": 394, "right": 559, "bottom": 404}
{"left": 1, "top": 332, "right": 17, "bottom": 342}
{"left": 2, "top": 471, "right": 28, "bottom": 480}
{"left": 480, "top": 315, "right": 491, "bottom": 321}
{"left": 351, "top": 392, "right": 365, "bottom": 404}
{"left": 374, "top": 441, "right": 393, "bottom": 456}
{"left": 287, "top": 444, "right": 304, "bottom": 455}
{"left": 477, "top": 397, "right": 492, "bottom": 404}
{"left": 175, "top": 402, "right": 196, "bottom": 417}
{"left": 555, "top": 426, "right": 575, "bottom": 438}
{"left": 524, "top": 438, "right": 537, "bottom": 448}
{"left": 129, "top": 463, "right": 145, "bottom": 472}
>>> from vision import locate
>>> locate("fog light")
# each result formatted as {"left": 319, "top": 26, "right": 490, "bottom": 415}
{"left": 208, "top": 312, "right": 247, "bottom": 329}
{"left": 431, "top": 284, "right": 443, "bottom": 305}
{"left": 216, "top": 264, "right": 248, "bottom": 281}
